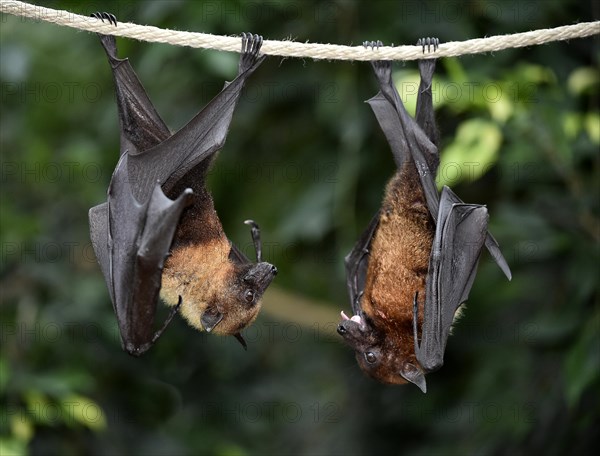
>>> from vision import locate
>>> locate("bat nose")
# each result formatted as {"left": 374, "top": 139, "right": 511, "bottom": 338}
{"left": 337, "top": 324, "right": 347, "bottom": 335}
{"left": 271, "top": 265, "right": 278, "bottom": 276}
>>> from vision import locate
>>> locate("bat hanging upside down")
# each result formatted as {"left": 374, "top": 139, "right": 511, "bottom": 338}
{"left": 88, "top": 13, "right": 277, "bottom": 356}
{"left": 337, "top": 39, "right": 512, "bottom": 393}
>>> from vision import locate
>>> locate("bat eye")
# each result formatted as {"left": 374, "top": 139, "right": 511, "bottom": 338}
{"left": 364, "top": 352, "right": 377, "bottom": 364}
{"left": 244, "top": 289, "right": 255, "bottom": 303}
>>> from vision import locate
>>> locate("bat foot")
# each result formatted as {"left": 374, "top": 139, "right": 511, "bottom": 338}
{"left": 371, "top": 59, "right": 393, "bottom": 87}
{"left": 416, "top": 37, "right": 439, "bottom": 88}
{"left": 362, "top": 40, "right": 383, "bottom": 50}
{"left": 91, "top": 12, "right": 119, "bottom": 58}
{"left": 363, "top": 40, "right": 392, "bottom": 85}
{"left": 91, "top": 12, "right": 118, "bottom": 27}
{"left": 239, "top": 32, "right": 264, "bottom": 73}
{"left": 416, "top": 37, "right": 439, "bottom": 54}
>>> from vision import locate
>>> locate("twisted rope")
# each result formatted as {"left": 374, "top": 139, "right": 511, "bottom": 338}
{"left": 1, "top": 0, "right": 599, "bottom": 60}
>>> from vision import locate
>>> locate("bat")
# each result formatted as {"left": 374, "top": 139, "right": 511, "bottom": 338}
{"left": 88, "top": 13, "right": 277, "bottom": 356}
{"left": 337, "top": 39, "right": 512, "bottom": 392}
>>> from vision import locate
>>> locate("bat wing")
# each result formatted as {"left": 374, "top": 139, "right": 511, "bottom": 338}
{"left": 344, "top": 211, "right": 381, "bottom": 314}
{"left": 89, "top": 203, "right": 111, "bottom": 300}
{"left": 89, "top": 28, "right": 265, "bottom": 354}
{"left": 228, "top": 242, "right": 251, "bottom": 265}
{"left": 369, "top": 60, "right": 442, "bottom": 218}
{"left": 441, "top": 186, "right": 512, "bottom": 280}
{"left": 98, "top": 33, "right": 171, "bottom": 155}
{"left": 414, "top": 187, "right": 489, "bottom": 372}
{"left": 90, "top": 154, "right": 192, "bottom": 355}
{"left": 126, "top": 42, "right": 265, "bottom": 203}
{"left": 99, "top": 32, "right": 265, "bottom": 203}
{"left": 369, "top": 60, "right": 511, "bottom": 280}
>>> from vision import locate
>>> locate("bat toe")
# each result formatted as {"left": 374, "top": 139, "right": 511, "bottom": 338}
{"left": 91, "top": 12, "right": 118, "bottom": 27}
{"left": 416, "top": 37, "right": 440, "bottom": 53}
{"left": 363, "top": 40, "right": 383, "bottom": 50}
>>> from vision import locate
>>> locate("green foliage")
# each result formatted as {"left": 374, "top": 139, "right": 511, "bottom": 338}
{"left": 1, "top": 1, "right": 598, "bottom": 455}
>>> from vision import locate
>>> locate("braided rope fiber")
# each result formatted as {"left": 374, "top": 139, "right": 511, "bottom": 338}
{"left": 1, "top": 0, "right": 599, "bottom": 60}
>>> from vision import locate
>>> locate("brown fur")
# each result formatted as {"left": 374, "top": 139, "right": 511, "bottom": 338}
{"left": 160, "top": 191, "right": 263, "bottom": 336}
{"left": 166, "top": 160, "right": 224, "bottom": 247}
{"left": 359, "top": 159, "right": 435, "bottom": 383}
{"left": 161, "top": 239, "right": 264, "bottom": 335}
{"left": 160, "top": 170, "right": 268, "bottom": 336}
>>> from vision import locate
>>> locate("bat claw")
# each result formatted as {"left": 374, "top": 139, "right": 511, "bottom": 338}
{"left": 239, "top": 32, "right": 264, "bottom": 73}
{"left": 91, "top": 12, "right": 118, "bottom": 27}
{"left": 416, "top": 37, "right": 439, "bottom": 53}
{"left": 244, "top": 219, "right": 263, "bottom": 263}
{"left": 241, "top": 33, "right": 263, "bottom": 56}
{"left": 363, "top": 40, "right": 383, "bottom": 50}
{"left": 234, "top": 332, "right": 248, "bottom": 351}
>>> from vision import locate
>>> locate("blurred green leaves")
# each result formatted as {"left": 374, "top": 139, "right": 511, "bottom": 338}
{"left": 437, "top": 118, "right": 502, "bottom": 188}
{"left": 1, "top": 1, "right": 598, "bottom": 455}
{"left": 564, "top": 310, "right": 600, "bottom": 407}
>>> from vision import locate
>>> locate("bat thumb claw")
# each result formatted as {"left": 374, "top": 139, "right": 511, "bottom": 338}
{"left": 233, "top": 333, "right": 248, "bottom": 351}
{"left": 400, "top": 363, "right": 427, "bottom": 393}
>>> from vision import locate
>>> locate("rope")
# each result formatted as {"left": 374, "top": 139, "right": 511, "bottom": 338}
{"left": 1, "top": 0, "right": 599, "bottom": 61}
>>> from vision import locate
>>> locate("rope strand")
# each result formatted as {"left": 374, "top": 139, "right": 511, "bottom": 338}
{"left": 1, "top": 0, "right": 598, "bottom": 61}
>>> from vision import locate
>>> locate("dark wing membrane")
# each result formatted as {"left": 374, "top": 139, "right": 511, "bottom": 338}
{"left": 89, "top": 203, "right": 112, "bottom": 301}
{"left": 89, "top": 31, "right": 266, "bottom": 355}
{"left": 440, "top": 186, "right": 512, "bottom": 281}
{"left": 484, "top": 233, "right": 512, "bottom": 281}
{"left": 368, "top": 61, "right": 440, "bottom": 219}
{"left": 415, "top": 58, "right": 440, "bottom": 151}
{"left": 98, "top": 34, "right": 171, "bottom": 155}
{"left": 415, "top": 187, "right": 488, "bottom": 373}
{"left": 106, "top": 154, "right": 191, "bottom": 353}
{"left": 228, "top": 242, "right": 251, "bottom": 265}
{"left": 367, "top": 93, "right": 412, "bottom": 169}
{"left": 126, "top": 55, "right": 265, "bottom": 204}
{"left": 345, "top": 211, "right": 380, "bottom": 315}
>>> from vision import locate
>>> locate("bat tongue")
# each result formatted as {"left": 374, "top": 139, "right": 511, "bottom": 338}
{"left": 340, "top": 311, "right": 363, "bottom": 325}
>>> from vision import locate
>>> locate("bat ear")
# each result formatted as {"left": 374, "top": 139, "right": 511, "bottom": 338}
{"left": 200, "top": 306, "right": 224, "bottom": 333}
{"left": 400, "top": 362, "right": 427, "bottom": 393}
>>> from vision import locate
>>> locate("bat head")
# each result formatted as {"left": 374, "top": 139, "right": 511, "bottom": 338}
{"left": 200, "top": 260, "right": 277, "bottom": 338}
{"left": 164, "top": 220, "right": 277, "bottom": 349}
{"left": 337, "top": 311, "right": 427, "bottom": 393}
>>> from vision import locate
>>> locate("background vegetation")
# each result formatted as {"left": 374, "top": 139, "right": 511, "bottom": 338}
{"left": 1, "top": 1, "right": 598, "bottom": 455}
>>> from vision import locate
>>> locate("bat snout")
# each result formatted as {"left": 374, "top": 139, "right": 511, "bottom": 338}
{"left": 336, "top": 319, "right": 368, "bottom": 348}
{"left": 246, "top": 262, "right": 277, "bottom": 293}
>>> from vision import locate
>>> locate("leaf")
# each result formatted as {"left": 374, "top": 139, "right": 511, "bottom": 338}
{"left": 23, "top": 390, "right": 51, "bottom": 424}
{"left": 0, "top": 438, "right": 28, "bottom": 456}
{"left": 564, "top": 310, "right": 600, "bottom": 407}
{"left": 0, "top": 357, "right": 8, "bottom": 394}
{"left": 60, "top": 394, "right": 107, "bottom": 431}
{"left": 562, "top": 112, "right": 583, "bottom": 140}
{"left": 437, "top": 119, "right": 502, "bottom": 188}
{"left": 394, "top": 70, "right": 420, "bottom": 116}
{"left": 10, "top": 414, "right": 33, "bottom": 443}
{"left": 567, "top": 67, "right": 599, "bottom": 96}
{"left": 585, "top": 113, "right": 600, "bottom": 144}
{"left": 487, "top": 96, "right": 513, "bottom": 124}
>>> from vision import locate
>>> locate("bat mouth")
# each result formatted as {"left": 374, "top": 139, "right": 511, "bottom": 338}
{"left": 339, "top": 310, "right": 368, "bottom": 332}
{"left": 337, "top": 310, "right": 373, "bottom": 350}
